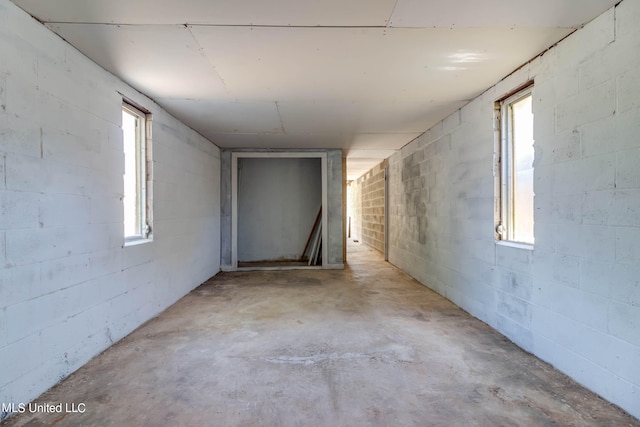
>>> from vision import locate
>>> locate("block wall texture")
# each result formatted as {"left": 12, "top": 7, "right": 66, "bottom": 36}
{"left": 0, "top": 0, "right": 221, "bottom": 414}
{"left": 387, "top": 0, "right": 640, "bottom": 419}
{"left": 349, "top": 162, "right": 386, "bottom": 253}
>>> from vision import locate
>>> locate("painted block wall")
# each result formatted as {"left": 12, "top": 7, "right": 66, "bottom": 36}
{"left": 237, "top": 157, "right": 321, "bottom": 262}
{"left": 220, "top": 149, "right": 344, "bottom": 269}
{"left": 0, "top": 0, "right": 221, "bottom": 416}
{"left": 348, "top": 161, "right": 386, "bottom": 253}
{"left": 386, "top": 0, "right": 640, "bottom": 419}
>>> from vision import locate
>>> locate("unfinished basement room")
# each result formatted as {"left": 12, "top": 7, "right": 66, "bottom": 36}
{"left": 1, "top": 0, "right": 639, "bottom": 425}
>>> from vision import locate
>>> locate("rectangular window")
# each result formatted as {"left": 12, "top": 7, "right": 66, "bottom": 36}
{"left": 122, "top": 102, "right": 152, "bottom": 243}
{"left": 496, "top": 86, "right": 534, "bottom": 245}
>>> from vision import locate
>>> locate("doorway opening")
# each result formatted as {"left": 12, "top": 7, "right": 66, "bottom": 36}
{"left": 231, "top": 152, "right": 328, "bottom": 271}
{"left": 345, "top": 162, "right": 388, "bottom": 261}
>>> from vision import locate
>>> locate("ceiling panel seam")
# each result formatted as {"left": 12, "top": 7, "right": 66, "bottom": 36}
{"left": 185, "top": 24, "right": 229, "bottom": 94}
{"left": 188, "top": 24, "right": 390, "bottom": 29}
{"left": 385, "top": 0, "right": 400, "bottom": 28}
{"left": 36, "top": 21, "right": 579, "bottom": 31}
{"left": 275, "top": 101, "right": 286, "bottom": 134}
{"left": 42, "top": 21, "right": 392, "bottom": 29}
{"left": 41, "top": 21, "right": 185, "bottom": 26}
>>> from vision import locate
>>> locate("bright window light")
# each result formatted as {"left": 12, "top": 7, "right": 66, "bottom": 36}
{"left": 122, "top": 103, "right": 151, "bottom": 243}
{"left": 497, "top": 87, "right": 534, "bottom": 245}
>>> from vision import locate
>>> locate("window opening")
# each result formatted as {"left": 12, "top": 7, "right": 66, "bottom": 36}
{"left": 497, "top": 87, "right": 534, "bottom": 244}
{"left": 122, "top": 102, "right": 151, "bottom": 243}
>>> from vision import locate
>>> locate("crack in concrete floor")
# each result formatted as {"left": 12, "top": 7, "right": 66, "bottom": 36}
{"left": 261, "top": 343, "right": 416, "bottom": 366}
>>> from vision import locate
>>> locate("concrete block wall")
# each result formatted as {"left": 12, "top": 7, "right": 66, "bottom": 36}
{"left": 348, "top": 161, "right": 386, "bottom": 253}
{"left": 0, "top": 0, "right": 221, "bottom": 415}
{"left": 387, "top": 0, "right": 640, "bottom": 419}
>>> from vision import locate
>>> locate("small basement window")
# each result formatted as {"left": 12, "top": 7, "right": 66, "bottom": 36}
{"left": 122, "top": 102, "right": 152, "bottom": 244}
{"left": 496, "top": 86, "right": 534, "bottom": 245}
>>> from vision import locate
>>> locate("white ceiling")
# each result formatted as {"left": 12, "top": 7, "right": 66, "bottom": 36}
{"left": 12, "top": 0, "right": 618, "bottom": 179}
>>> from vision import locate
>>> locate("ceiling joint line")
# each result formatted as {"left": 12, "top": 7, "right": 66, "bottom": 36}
{"left": 385, "top": 0, "right": 401, "bottom": 28}
{"left": 275, "top": 102, "right": 286, "bottom": 134}
{"left": 43, "top": 21, "right": 170, "bottom": 26}
{"left": 44, "top": 22, "right": 393, "bottom": 29}
{"left": 184, "top": 25, "right": 230, "bottom": 93}
{"left": 186, "top": 23, "right": 388, "bottom": 29}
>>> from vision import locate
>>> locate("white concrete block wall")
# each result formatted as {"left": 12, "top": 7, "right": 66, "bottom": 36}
{"left": 0, "top": 0, "right": 221, "bottom": 417}
{"left": 387, "top": 0, "right": 640, "bottom": 419}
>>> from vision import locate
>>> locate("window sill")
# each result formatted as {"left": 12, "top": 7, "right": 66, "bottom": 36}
{"left": 496, "top": 240, "right": 534, "bottom": 251}
{"left": 124, "top": 237, "right": 153, "bottom": 247}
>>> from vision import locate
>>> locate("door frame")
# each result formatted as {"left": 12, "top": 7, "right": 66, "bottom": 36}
{"left": 231, "top": 151, "right": 328, "bottom": 270}
{"left": 384, "top": 166, "right": 389, "bottom": 261}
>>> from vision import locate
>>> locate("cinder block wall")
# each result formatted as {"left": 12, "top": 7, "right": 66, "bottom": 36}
{"left": 0, "top": 0, "right": 221, "bottom": 414}
{"left": 387, "top": 1, "right": 640, "bottom": 419}
{"left": 349, "top": 161, "right": 386, "bottom": 253}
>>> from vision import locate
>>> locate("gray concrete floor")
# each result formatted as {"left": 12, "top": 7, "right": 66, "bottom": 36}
{"left": 3, "top": 242, "right": 639, "bottom": 426}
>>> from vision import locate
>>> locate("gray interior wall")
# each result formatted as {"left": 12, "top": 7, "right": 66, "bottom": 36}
{"left": 220, "top": 149, "right": 344, "bottom": 269}
{"left": 0, "top": 0, "right": 221, "bottom": 412}
{"left": 384, "top": 1, "right": 640, "bottom": 419}
{"left": 326, "top": 150, "right": 344, "bottom": 267}
{"left": 220, "top": 151, "right": 232, "bottom": 267}
{"left": 237, "top": 158, "right": 321, "bottom": 262}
